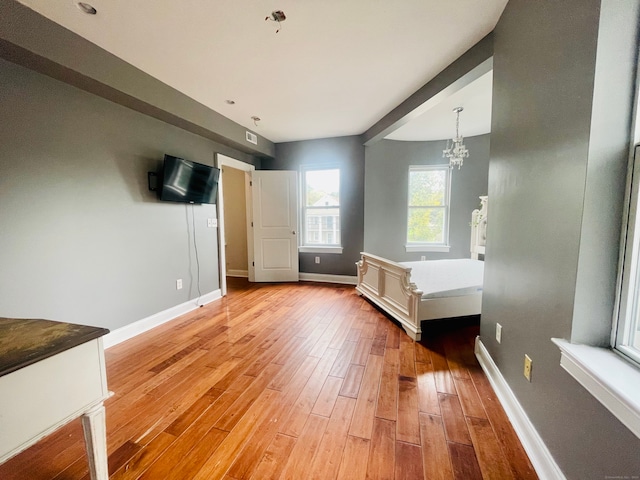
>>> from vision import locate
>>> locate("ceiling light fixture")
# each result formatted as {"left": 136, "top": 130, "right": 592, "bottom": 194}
{"left": 443, "top": 107, "right": 469, "bottom": 170}
{"left": 225, "top": 100, "right": 236, "bottom": 105}
{"left": 76, "top": 2, "right": 97, "bottom": 14}
{"left": 265, "top": 10, "right": 286, "bottom": 33}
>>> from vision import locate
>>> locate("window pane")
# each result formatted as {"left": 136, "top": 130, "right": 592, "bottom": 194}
{"left": 625, "top": 263, "right": 640, "bottom": 359}
{"left": 305, "top": 169, "right": 340, "bottom": 207}
{"left": 617, "top": 144, "right": 640, "bottom": 364}
{"left": 407, "top": 207, "right": 444, "bottom": 243}
{"left": 305, "top": 208, "right": 340, "bottom": 245}
{"left": 632, "top": 320, "right": 640, "bottom": 350}
{"left": 302, "top": 167, "right": 340, "bottom": 247}
{"left": 409, "top": 170, "right": 446, "bottom": 206}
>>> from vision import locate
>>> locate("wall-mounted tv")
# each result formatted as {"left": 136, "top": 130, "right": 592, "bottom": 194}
{"left": 160, "top": 154, "right": 220, "bottom": 204}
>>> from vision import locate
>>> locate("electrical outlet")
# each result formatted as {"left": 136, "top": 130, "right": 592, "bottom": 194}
{"left": 524, "top": 354, "right": 532, "bottom": 381}
{"left": 315, "top": 256, "right": 320, "bottom": 264}
{"left": 420, "top": 255, "right": 426, "bottom": 261}
{"left": 207, "top": 218, "right": 217, "bottom": 228}
{"left": 176, "top": 279, "right": 183, "bottom": 290}
{"left": 496, "top": 323, "right": 502, "bottom": 343}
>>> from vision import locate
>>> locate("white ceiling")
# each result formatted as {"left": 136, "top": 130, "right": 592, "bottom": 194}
{"left": 385, "top": 70, "right": 493, "bottom": 141}
{"left": 16, "top": 0, "right": 505, "bottom": 143}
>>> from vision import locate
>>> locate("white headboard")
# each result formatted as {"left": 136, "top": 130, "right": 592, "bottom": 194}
{"left": 471, "top": 196, "right": 488, "bottom": 260}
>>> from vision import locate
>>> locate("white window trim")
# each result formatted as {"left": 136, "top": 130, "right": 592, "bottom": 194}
{"left": 552, "top": 338, "right": 640, "bottom": 439}
{"left": 613, "top": 145, "right": 640, "bottom": 365}
{"left": 551, "top": 135, "right": 640, "bottom": 439}
{"left": 299, "top": 246, "right": 343, "bottom": 254}
{"left": 406, "top": 165, "right": 451, "bottom": 248}
{"left": 405, "top": 244, "right": 451, "bottom": 253}
{"left": 300, "top": 165, "right": 342, "bottom": 251}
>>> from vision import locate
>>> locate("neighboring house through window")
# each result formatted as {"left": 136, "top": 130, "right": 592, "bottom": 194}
{"left": 406, "top": 165, "right": 451, "bottom": 253}
{"left": 300, "top": 167, "right": 342, "bottom": 253}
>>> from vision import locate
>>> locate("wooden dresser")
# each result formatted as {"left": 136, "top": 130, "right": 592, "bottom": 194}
{"left": 0, "top": 318, "right": 110, "bottom": 480}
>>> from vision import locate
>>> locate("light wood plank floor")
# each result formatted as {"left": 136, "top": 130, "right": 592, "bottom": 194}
{"left": 0, "top": 278, "right": 537, "bottom": 479}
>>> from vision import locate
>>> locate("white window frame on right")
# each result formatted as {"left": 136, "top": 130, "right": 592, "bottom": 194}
{"left": 405, "top": 165, "right": 451, "bottom": 253}
{"left": 614, "top": 143, "right": 640, "bottom": 366}
{"left": 553, "top": 143, "right": 640, "bottom": 440}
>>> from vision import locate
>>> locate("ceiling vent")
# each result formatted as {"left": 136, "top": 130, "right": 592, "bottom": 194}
{"left": 246, "top": 131, "right": 258, "bottom": 145}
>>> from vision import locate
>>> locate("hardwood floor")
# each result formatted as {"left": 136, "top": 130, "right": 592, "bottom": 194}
{"left": 0, "top": 278, "right": 537, "bottom": 479}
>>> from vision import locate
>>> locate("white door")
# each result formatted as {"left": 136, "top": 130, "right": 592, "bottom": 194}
{"left": 252, "top": 170, "right": 299, "bottom": 282}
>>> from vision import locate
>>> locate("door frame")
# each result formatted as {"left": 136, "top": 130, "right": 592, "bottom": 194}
{"left": 215, "top": 153, "right": 255, "bottom": 296}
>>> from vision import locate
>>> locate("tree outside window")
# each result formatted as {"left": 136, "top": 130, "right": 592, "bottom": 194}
{"left": 407, "top": 166, "right": 450, "bottom": 245}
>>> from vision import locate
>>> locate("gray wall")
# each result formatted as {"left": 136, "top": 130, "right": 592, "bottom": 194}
{"left": 264, "top": 137, "right": 365, "bottom": 276}
{"left": 364, "top": 135, "right": 490, "bottom": 261}
{"left": 483, "top": 1, "right": 640, "bottom": 478}
{"left": 0, "top": 57, "right": 258, "bottom": 331}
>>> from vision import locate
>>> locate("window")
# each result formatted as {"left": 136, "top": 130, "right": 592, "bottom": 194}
{"left": 301, "top": 167, "right": 341, "bottom": 252}
{"left": 553, "top": 145, "right": 640, "bottom": 439}
{"left": 406, "top": 165, "right": 451, "bottom": 252}
{"left": 615, "top": 144, "right": 640, "bottom": 366}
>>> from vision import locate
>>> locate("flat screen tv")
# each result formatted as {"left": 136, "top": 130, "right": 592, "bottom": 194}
{"left": 160, "top": 155, "right": 220, "bottom": 204}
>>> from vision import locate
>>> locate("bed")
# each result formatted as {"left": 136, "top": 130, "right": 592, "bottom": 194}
{"left": 356, "top": 196, "right": 488, "bottom": 341}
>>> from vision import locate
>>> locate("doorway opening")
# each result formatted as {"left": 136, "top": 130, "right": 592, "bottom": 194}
{"left": 215, "top": 153, "right": 255, "bottom": 296}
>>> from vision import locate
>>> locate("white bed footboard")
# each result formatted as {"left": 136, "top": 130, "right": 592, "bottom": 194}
{"left": 357, "top": 196, "right": 487, "bottom": 341}
{"left": 355, "top": 253, "right": 423, "bottom": 340}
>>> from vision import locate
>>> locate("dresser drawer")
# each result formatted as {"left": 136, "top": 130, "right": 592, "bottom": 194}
{"left": 0, "top": 338, "right": 108, "bottom": 461}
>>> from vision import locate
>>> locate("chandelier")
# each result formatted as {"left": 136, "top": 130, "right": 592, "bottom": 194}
{"left": 443, "top": 107, "right": 469, "bottom": 170}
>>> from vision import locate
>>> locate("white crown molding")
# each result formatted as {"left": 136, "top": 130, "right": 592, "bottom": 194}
{"left": 474, "top": 337, "right": 566, "bottom": 480}
{"left": 103, "top": 290, "right": 221, "bottom": 349}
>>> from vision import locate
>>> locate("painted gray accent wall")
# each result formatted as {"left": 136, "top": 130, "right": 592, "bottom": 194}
{"left": 364, "top": 135, "right": 490, "bottom": 262}
{"left": 0, "top": 57, "right": 257, "bottom": 331}
{"left": 484, "top": 0, "right": 640, "bottom": 478}
{"left": 0, "top": 1, "right": 275, "bottom": 158}
{"left": 264, "top": 137, "right": 365, "bottom": 276}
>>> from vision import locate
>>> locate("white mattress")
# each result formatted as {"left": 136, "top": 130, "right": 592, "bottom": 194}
{"left": 400, "top": 259, "right": 484, "bottom": 299}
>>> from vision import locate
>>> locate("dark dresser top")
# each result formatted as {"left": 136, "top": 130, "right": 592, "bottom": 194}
{"left": 0, "top": 318, "right": 109, "bottom": 377}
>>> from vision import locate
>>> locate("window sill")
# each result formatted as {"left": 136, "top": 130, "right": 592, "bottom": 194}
{"left": 299, "top": 246, "right": 343, "bottom": 254}
{"left": 405, "top": 244, "right": 451, "bottom": 253}
{"left": 551, "top": 338, "right": 640, "bottom": 439}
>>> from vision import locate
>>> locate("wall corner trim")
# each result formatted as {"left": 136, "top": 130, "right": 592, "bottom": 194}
{"left": 474, "top": 337, "right": 566, "bottom": 480}
{"left": 299, "top": 273, "right": 358, "bottom": 285}
{"left": 103, "top": 290, "right": 222, "bottom": 349}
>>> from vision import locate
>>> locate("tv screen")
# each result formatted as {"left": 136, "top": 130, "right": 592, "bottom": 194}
{"left": 160, "top": 155, "right": 220, "bottom": 204}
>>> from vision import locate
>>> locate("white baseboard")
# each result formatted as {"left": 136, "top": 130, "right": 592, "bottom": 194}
{"left": 103, "top": 290, "right": 222, "bottom": 349}
{"left": 474, "top": 337, "right": 565, "bottom": 480}
{"left": 299, "top": 273, "right": 358, "bottom": 285}
{"left": 227, "top": 269, "right": 248, "bottom": 278}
